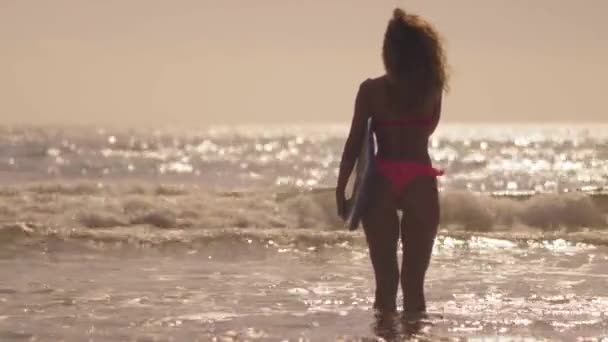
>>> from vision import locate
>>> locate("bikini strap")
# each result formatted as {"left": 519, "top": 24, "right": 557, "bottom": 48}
{"left": 373, "top": 114, "right": 438, "bottom": 126}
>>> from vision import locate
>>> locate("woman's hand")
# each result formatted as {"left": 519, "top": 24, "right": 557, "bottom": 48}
{"left": 335, "top": 187, "right": 346, "bottom": 220}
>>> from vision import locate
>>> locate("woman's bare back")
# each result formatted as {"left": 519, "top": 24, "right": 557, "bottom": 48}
{"left": 362, "top": 76, "right": 442, "bottom": 162}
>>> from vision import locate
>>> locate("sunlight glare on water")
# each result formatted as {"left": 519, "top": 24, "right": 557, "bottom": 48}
{"left": 0, "top": 124, "right": 608, "bottom": 340}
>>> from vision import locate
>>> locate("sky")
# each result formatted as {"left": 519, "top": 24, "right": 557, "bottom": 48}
{"left": 1, "top": 0, "right": 607, "bottom": 126}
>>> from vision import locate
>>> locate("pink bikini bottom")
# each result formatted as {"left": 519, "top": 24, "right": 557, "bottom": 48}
{"left": 375, "top": 158, "right": 444, "bottom": 194}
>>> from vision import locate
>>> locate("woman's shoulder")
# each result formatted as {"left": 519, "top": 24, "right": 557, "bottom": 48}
{"left": 358, "top": 75, "right": 386, "bottom": 95}
{"left": 361, "top": 75, "right": 386, "bottom": 86}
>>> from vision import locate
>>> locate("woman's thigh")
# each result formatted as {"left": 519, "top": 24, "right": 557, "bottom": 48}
{"left": 400, "top": 176, "right": 440, "bottom": 248}
{"left": 362, "top": 175, "right": 400, "bottom": 248}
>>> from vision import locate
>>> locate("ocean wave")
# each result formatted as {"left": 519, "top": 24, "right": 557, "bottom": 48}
{"left": 0, "top": 182, "right": 607, "bottom": 247}
{"left": 441, "top": 191, "right": 607, "bottom": 230}
{"left": 4, "top": 223, "right": 608, "bottom": 251}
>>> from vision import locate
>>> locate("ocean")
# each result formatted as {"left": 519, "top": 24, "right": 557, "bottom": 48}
{"left": 0, "top": 124, "right": 607, "bottom": 341}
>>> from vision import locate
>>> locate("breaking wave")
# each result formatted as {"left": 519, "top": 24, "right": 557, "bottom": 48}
{"left": 0, "top": 182, "right": 607, "bottom": 247}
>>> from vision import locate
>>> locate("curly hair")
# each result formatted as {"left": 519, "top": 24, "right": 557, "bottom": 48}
{"left": 382, "top": 8, "right": 449, "bottom": 109}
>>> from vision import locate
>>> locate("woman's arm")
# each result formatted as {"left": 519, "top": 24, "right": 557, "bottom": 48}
{"left": 336, "top": 80, "right": 371, "bottom": 217}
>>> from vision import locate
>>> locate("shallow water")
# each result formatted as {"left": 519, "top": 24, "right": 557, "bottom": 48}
{"left": 1, "top": 237, "right": 607, "bottom": 341}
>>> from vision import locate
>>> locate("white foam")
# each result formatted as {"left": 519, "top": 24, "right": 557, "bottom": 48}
{"left": 0, "top": 182, "right": 607, "bottom": 247}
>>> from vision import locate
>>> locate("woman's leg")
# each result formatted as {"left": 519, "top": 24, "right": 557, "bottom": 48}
{"left": 362, "top": 177, "right": 400, "bottom": 313}
{"left": 400, "top": 177, "right": 439, "bottom": 313}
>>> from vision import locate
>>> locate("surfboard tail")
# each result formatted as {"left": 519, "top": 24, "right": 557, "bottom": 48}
{"left": 343, "top": 117, "right": 376, "bottom": 232}
{"left": 342, "top": 198, "right": 356, "bottom": 230}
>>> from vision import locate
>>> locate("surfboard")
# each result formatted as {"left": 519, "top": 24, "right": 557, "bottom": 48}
{"left": 344, "top": 117, "right": 376, "bottom": 230}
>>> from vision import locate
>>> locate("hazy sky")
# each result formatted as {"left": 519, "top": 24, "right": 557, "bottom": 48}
{"left": 1, "top": 0, "right": 607, "bottom": 126}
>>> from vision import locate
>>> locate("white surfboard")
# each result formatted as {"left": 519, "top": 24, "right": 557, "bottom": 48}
{"left": 344, "top": 117, "right": 376, "bottom": 230}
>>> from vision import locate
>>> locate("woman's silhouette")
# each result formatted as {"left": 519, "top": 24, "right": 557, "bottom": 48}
{"left": 336, "top": 8, "right": 448, "bottom": 317}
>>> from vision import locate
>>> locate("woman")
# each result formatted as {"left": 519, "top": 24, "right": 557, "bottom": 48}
{"left": 336, "top": 8, "right": 448, "bottom": 317}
